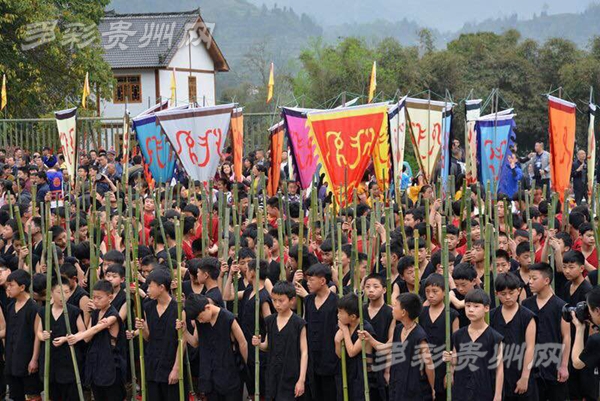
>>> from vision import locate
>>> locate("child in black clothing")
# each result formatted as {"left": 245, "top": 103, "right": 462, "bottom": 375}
{"left": 361, "top": 292, "right": 435, "bottom": 401}
{"left": 36, "top": 276, "right": 86, "bottom": 401}
{"left": 303, "top": 264, "right": 339, "bottom": 401}
{"left": 104, "top": 263, "right": 127, "bottom": 322}
{"left": 132, "top": 269, "right": 182, "bottom": 401}
{"left": 444, "top": 289, "right": 504, "bottom": 401}
{"left": 521, "top": 263, "right": 570, "bottom": 401}
{"left": 197, "top": 256, "right": 225, "bottom": 307}
{"left": 560, "top": 250, "right": 597, "bottom": 401}
{"left": 491, "top": 272, "right": 537, "bottom": 401}
{"left": 252, "top": 281, "right": 308, "bottom": 400}
{"left": 334, "top": 292, "right": 375, "bottom": 401}
{"left": 420, "top": 273, "right": 459, "bottom": 400}
{"left": 363, "top": 274, "right": 393, "bottom": 401}
{"left": 180, "top": 293, "right": 247, "bottom": 401}
{"left": 67, "top": 279, "right": 127, "bottom": 401}
{"left": 4, "top": 269, "right": 41, "bottom": 401}
{"left": 449, "top": 263, "right": 478, "bottom": 327}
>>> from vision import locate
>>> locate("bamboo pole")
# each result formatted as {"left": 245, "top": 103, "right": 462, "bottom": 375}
{"left": 548, "top": 193, "right": 557, "bottom": 292}
{"left": 525, "top": 190, "right": 535, "bottom": 265}
{"left": 414, "top": 229, "right": 420, "bottom": 294}
{"left": 424, "top": 198, "right": 431, "bottom": 250}
{"left": 233, "top": 222, "right": 241, "bottom": 318}
{"left": 465, "top": 187, "right": 472, "bottom": 249}
{"left": 174, "top": 218, "right": 185, "bottom": 401}
{"left": 124, "top": 224, "right": 138, "bottom": 401}
{"left": 277, "top": 217, "right": 285, "bottom": 281}
{"left": 51, "top": 246, "right": 85, "bottom": 401}
{"left": 484, "top": 223, "right": 491, "bottom": 323}
{"left": 441, "top": 219, "right": 451, "bottom": 401}
{"left": 336, "top": 222, "right": 349, "bottom": 401}
{"left": 43, "top": 234, "right": 53, "bottom": 399}
{"left": 254, "top": 199, "right": 264, "bottom": 401}
{"left": 384, "top": 206, "right": 392, "bottom": 304}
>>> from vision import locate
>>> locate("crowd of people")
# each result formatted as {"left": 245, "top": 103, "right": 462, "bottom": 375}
{"left": 0, "top": 139, "right": 597, "bottom": 401}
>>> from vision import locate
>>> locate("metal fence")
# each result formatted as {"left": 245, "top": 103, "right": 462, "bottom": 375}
{"left": 0, "top": 112, "right": 275, "bottom": 154}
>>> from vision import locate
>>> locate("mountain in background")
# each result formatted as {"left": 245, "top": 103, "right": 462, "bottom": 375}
{"left": 108, "top": 0, "right": 600, "bottom": 90}
{"left": 245, "top": 0, "right": 592, "bottom": 31}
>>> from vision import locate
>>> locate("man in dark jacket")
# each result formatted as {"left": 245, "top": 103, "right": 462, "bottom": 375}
{"left": 572, "top": 149, "right": 587, "bottom": 204}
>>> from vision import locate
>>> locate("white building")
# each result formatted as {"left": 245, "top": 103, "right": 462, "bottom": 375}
{"left": 98, "top": 9, "right": 229, "bottom": 118}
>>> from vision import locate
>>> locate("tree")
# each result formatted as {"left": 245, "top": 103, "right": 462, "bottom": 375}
{"left": 0, "top": 0, "right": 114, "bottom": 117}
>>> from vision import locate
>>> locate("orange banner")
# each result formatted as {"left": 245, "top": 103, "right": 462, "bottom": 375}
{"left": 548, "top": 95, "right": 576, "bottom": 202}
{"left": 231, "top": 108, "right": 244, "bottom": 182}
{"left": 307, "top": 103, "right": 389, "bottom": 206}
{"left": 268, "top": 121, "right": 284, "bottom": 197}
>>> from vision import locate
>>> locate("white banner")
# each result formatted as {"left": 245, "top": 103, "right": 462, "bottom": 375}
{"left": 389, "top": 96, "right": 407, "bottom": 184}
{"left": 55, "top": 107, "right": 77, "bottom": 183}
{"left": 156, "top": 104, "right": 234, "bottom": 182}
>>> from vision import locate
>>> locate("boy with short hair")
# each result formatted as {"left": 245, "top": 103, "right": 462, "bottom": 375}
{"left": 392, "top": 256, "right": 416, "bottom": 299}
{"left": 444, "top": 289, "right": 504, "bottom": 401}
{"left": 35, "top": 276, "right": 86, "bottom": 401}
{"left": 180, "top": 294, "right": 247, "bottom": 400}
{"left": 515, "top": 241, "right": 533, "bottom": 299}
{"left": 334, "top": 293, "right": 375, "bottom": 400}
{"left": 132, "top": 268, "right": 182, "bottom": 401}
{"left": 304, "top": 264, "right": 339, "bottom": 400}
{"left": 361, "top": 292, "right": 435, "bottom": 400}
{"left": 60, "top": 262, "right": 91, "bottom": 325}
{"left": 197, "top": 256, "right": 224, "bottom": 307}
{"left": 103, "top": 263, "right": 127, "bottom": 322}
{"left": 252, "top": 281, "right": 308, "bottom": 400}
{"left": 67, "top": 279, "right": 127, "bottom": 401}
{"left": 4, "top": 269, "right": 41, "bottom": 401}
{"left": 522, "top": 263, "right": 570, "bottom": 401}
{"left": 363, "top": 274, "right": 393, "bottom": 401}
{"left": 491, "top": 272, "right": 537, "bottom": 401}
{"left": 420, "top": 273, "right": 459, "bottom": 400}
{"left": 450, "top": 263, "right": 478, "bottom": 327}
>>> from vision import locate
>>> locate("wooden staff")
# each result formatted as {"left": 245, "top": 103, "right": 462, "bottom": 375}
{"left": 424, "top": 198, "right": 431, "bottom": 250}
{"left": 441, "top": 219, "right": 451, "bottom": 401}
{"left": 123, "top": 224, "right": 139, "bottom": 400}
{"left": 525, "top": 190, "right": 535, "bottom": 265}
{"left": 548, "top": 193, "right": 557, "bottom": 292}
{"left": 414, "top": 229, "right": 420, "bottom": 294}
{"left": 51, "top": 245, "right": 85, "bottom": 401}
{"left": 484, "top": 223, "right": 491, "bottom": 323}
{"left": 174, "top": 218, "right": 185, "bottom": 401}
{"left": 336, "top": 222, "right": 349, "bottom": 401}
{"left": 43, "top": 234, "right": 53, "bottom": 399}
{"left": 64, "top": 199, "right": 72, "bottom": 256}
{"left": 128, "top": 190, "right": 147, "bottom": 401}
{"left": 384, "top": 206, "right": 392, "bottom": 304}
{"left": 255, "top": 199, "right": 264, "bottom": 401}
{"left": 595, "top": 186, "right": 600, "bottom": 270}
{"left": 561, "top": 188, "right": 569, "bottom": 233}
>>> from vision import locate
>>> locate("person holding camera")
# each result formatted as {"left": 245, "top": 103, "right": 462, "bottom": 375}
{"left": 571, "top": 287, "right": 600, "bottom": 374}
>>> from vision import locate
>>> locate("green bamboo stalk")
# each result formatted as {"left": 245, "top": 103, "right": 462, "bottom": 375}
{"left": 424, "top": 198, "right": 431, "bottom": 250}
{"left": 222, "top": 207, "right": 231, "bottom": 292}
{"left": 525, "top": 190, "right": 535, "bottom": 265}
{"left": 357, "top": 234, "right": 370, "bottom": 401}
{"left": 548, "top": 193, "right": 557, "bottom": 292}
{"left": 151, "top": 188, "right": 174, "bottom": 271}
{"left": 51, "top": 246, "right": 85, "bottom": 401}
{"left": 396, "top": 201, "right": 409, "bottom": 256}
{"left": 174, "top": 218, "right": 185, "bottom": 401}
{"left": 465, "top": 187, "right": 472, "bottom": 249}
{"left": 562, "top": 188, "right": 569, "bottom": 233}
{"left": 484, "top": 223, "right": 491, "bottom": 323}
{"left": 89, "top": 211, "right": 97, "bottom": 290}
{"left": 277, "top": 217, "right": 285, "bottom": 281}
{"left": 124, "top": 225, "right": 138, "bottom": 401}
{"left": 106, "top": 193, "right": 112, "bottom": 251}
{"left": 43, "top": 234, "right": 53, "bottom": 399}
{"left": 336, "top": 222, "right": 349, "bottom": 401}
{"left": 414, "top": 229, "right": 420, "bottom": 294}
{"left": 384, "top": 206, "right": 392, "bottom": 305}
{"left": 441, "top": 220, "right": 451, "bottom": 401}
{"left": 233, "top": 223, "right": 241, "bottom": 318}
{"left": 65, "top": 199, "right": 72, "bottom": 256}
{"left": 255, "top": 199, "right": 264, "bottom": 401}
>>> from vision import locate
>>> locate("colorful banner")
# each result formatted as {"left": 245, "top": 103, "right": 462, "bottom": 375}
{"left": 156, "top": 104, "right": 234, "bottom": 183}
{"left": 282, "top": 107, "right": 318, "bottom": 189}
{"left": 405, "top": 98, "right": 446, "bottom": 183}
{"left": 588, "top": 103, "right": 596, "bottom": 197}
{"left": 231, "top": 107, "right": 244, "bottom": 182}
{"left": 388, "top": 97, "right": 407, "bottom": 190}
{"left": 373, "top": 104, "right": 391, "bottom": 191}
{"left": 440, "top": 106, "right": 453, "bottom": 196}
{"left": 548, "top": 96, "right": 576, "bottom": 202}
{"left": 476, "top": 113, "right": 516, "bottom": 193}
{"left": 464, "top": 99, "right": 481, "bottom": 184}
{"left": 268, "top": 121, "right": 285, "bottom": 197}
{"left": 132, "top": 115, "right": 176, "bottom": 185}
{"left": 307, "top": 103, "right": 388, "bottom": 206}
{"left": 55, "top": 107, "right": 77, "bottom": 184}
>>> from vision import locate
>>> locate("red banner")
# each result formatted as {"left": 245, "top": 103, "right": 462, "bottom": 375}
{"left": 268, "top": 121, "right": 285, "bottom": 197}
{"left": 548, "top": 96, "right": 576, "bottom": 202}
{"left": 231, "top": 108, "right": 244, "bottom": 182}
{"left": 307, "top": 103, "right": 388, "bottom": 206}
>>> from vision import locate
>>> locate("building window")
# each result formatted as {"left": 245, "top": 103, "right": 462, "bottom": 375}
{"left": 188, "top": 76, "right": 197, "bottom": 103}
{"left": 114, "top": 75, "right": 142, "bottom": 103}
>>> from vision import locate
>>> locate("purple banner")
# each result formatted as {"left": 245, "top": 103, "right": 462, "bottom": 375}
{"left": 282, "top": 107, "right": 318, "bottom": 189}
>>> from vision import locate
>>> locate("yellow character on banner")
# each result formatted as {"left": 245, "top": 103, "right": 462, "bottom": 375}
{"left": 349, "top": 128, "right": 375, "bottom": 169}
{"left": 326, "top": 131, "right": 348, "bottom": 168}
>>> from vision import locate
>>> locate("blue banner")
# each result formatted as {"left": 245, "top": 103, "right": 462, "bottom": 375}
{"left": 476, "top": 115, "right": 515, "bottom": 194}
{"left": 132, "top": 114, "right": 176, "bottom": 184}
{"left": 440, "top": 108, "right": 453, "bottom": 196}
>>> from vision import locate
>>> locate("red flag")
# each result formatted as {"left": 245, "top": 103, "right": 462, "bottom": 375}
{"left": 548, "top": 95, "right": 576, "bottom": 202}
{"left": 268, "top": 121, "right": 284, "bottom": 197}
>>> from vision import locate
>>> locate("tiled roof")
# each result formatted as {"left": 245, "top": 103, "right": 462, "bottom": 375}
{"left": 99, "top": 9, "right": 229, "bottom": 71}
